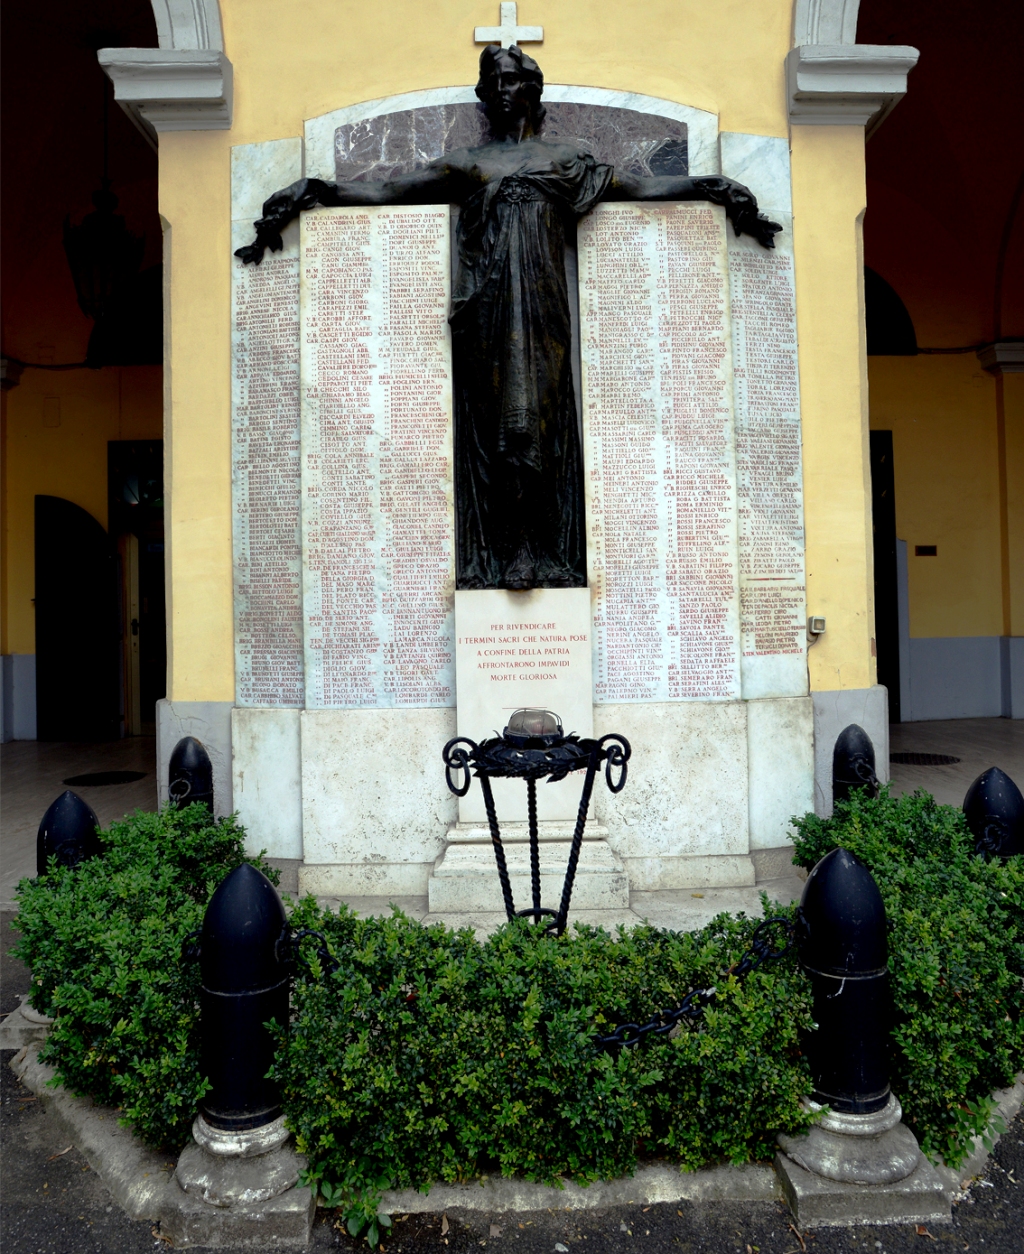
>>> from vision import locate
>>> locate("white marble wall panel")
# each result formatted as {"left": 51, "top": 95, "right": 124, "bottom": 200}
{"left": 232, "top": 138, "right": 306, "bottom": 707}
{"left": 720, "top": 135, "right": 808, "bottom": 700}
{"left": 580, "top": 202, "right": 741, "bottom": 705}
{"left": 299, "top": 707, "right": 457, "bottom": 893}
{"left": 300, "top": 205, "right": 455, "bottom": 710}
{"left": 232, "top": 707, "right": 302, "bottom": 860}
{"left": 745, "top": 696, "right": 814, "bottom": 850}
{"left": 593, "top": 700, "right": 750, "bottom": 865}
{"left": 454, "top": 587, "right": 594, "bottom": 824}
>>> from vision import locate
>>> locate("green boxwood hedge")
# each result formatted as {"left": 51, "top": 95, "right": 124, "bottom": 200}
{"left": 11, "top": 785, "right": 1024, "bottom": 1235}
{"left": 12, "top": 804, "right": 278, "bottom": 1149}
{"left": 792, "top": 786, "right": 1024, "bottom": 1166}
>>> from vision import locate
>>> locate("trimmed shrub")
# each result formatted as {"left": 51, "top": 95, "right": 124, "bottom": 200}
{"left": 275, "top": 895, "right": 816, "bottom": 1228}
{"left": 12, "top": 804, "right": 278, "bottom": 1150}
{"left": 13, "top": 783, "right": 1024, "bottom": 1228}
{"left": 791, "top": 786, "right": 1024, "bottom": 1166}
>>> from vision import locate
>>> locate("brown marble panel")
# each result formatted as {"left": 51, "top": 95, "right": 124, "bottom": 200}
{"left": 335, "top": 104, "right": 687, "bottom": 181}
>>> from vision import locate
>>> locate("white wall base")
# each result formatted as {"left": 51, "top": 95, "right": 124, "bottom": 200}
{"left": 1, "top": 654, "right": 36, "bottom": 742}
{"left": 904, "top": 637, "right": 1004, "bottom": 721}
{"left": 232, "top": 707, "right": 302, "bottom": 859}
{"left": 622, "top": 854, "right": 755, "bottom": 892}
{"left": 1003, "top": 638, "right": 1024, "bottom": 719}
{"left": 300, "top": 706, "right": 458, "bottom": 869}
{"left": 811, "top": 686, "right": 890, "bottom": 817}
{"left": 226, "top": 694, "right": 816, "bottom": 901}
{"left": 747, "top": 697, "right": 815, "bottom": 849}
{"left": 156, "top": 699, "right": 233, "bottom": 816}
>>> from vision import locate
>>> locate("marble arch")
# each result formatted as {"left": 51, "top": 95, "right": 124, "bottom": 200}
{"left": 148, "top": 0, "right": 225, "bottom": 51}
{"left": 793, "top": 0, "right": 861, "bottom": 47}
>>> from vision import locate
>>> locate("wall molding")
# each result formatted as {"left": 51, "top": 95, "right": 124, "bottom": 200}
{"left": 97, "top": 0, "right": 231, "bottom": 145}
{"left": 977, "top": 341, "right": 1024, "bottom": 374}
{"left": 789, "top": 0, "right": 919, "bottom": 134}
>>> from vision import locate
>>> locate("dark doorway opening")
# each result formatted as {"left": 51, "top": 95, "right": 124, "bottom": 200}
{"left": 34, "top": 495, "right": 120, "bottom": 741}
{"left": 108, "top": 440, "right": 165, "bottom": 735}
{"left": 870, "top": 431, "right": 901, "bottom": 722}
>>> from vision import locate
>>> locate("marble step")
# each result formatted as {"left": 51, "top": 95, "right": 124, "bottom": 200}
{"left": 428, "top": 839, "right": 629, "bottom": 913}
{"left": 444, "top": 821, "right": 609, "bottom": 843}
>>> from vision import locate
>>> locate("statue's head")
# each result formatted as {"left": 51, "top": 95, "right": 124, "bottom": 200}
{"left": 476, "top": 44, "right": 545, "bottom": 134}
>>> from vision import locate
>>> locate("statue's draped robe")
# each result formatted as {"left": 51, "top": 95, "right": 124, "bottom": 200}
{"left": 446, "top": 145, "right": 613, "bottom": 588}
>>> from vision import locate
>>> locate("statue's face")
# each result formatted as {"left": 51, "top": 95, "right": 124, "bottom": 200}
{"left": 482, "top": 51, "right": 532, "bottom": 130}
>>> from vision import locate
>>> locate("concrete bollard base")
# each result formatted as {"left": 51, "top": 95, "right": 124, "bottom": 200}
{"left": 775, "top": 1096, "right": 949, "bottom": 1227}
{"left": 774, "top": 1151, "right": 950, "bottom": 1228}
{"left": 169, "top": 1115, "right": 314, "bottom": 1246}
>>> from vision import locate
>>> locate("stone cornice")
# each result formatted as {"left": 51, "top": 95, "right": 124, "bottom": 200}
{"left": 787, "top": 43, "right": 920, "bottom": 133}
{"left": 977, "top": 341, "right": 1024, "bottom": 374}
{"left": 97, "top": 48, "right": 232, "bottom": 145}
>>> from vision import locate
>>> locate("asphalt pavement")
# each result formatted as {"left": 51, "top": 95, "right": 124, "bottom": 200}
{"left": 4, "top": 908, "right": 1023, "bottom": 1254}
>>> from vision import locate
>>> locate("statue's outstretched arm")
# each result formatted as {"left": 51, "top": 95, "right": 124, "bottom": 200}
{"left": 235, "top": 165, "right": 460, "bottom": 265}
{"left": 606, "top": 171, "right": 782, "bottom": 250}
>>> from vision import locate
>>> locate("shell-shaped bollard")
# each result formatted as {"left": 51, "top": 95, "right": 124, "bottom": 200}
{"left": 169, "top": 735, "right": 213, "bottom": 811}
{"left": 831, "top": 724, "right": 879, "bottom": 806}
{"left": 199, "top": 863, "right": 290, "bottom": 1132}
{"left": 799, "top": 846, "right": 891, "bottom": 1113}
{"left": 963, "top": 766, "right": 1024, "bottom": 858}
{"left": 36, "top": 790, "right": 102, "bottom": 875}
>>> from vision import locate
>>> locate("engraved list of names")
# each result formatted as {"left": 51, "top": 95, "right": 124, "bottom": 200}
{"left": 580, "top": 202, "right": 741, "bottom": 704}
{"left": 300, "top": 205, "right": 455, "bottom": 709}
{"left": 728, "top": 231, "right": 807, "bottom": 695}
{"left": 231, "top": 233, "right": 304, "bottom": 707}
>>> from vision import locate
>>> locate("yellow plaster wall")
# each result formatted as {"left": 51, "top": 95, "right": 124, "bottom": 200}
{"left": 1005, "top": 373, "right": 1024, "bottom": 638}
{"left": 161, "top": 0, "right": 875, "bottom": 698}
{"left": 791, "top": 126, "right": 875, "bottom": 692}
{"left": 0, "top": 366, "right": 162, "bottom": 655}
{"left": 867, "top": 356, "right": 1007, "bottom": 639}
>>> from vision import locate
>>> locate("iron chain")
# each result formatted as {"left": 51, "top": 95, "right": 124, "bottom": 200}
{"left": 594, "top": 916, "right": 795, "bottom": 1051}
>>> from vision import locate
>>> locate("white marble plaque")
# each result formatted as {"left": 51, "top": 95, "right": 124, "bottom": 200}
{"left": 728, "top": 219, "right": 807, "bottom": 698}
{"left": 455, "top": 588, "right": 594, "bottom": 823}
{"left": 300, "top": 205, "right": 455, "bottom": 709}
{"left": 580, "top": 202, "right": 741, "bottom": 705}
{"left": 231, "top": 139, "right": 305, "bottom": 707}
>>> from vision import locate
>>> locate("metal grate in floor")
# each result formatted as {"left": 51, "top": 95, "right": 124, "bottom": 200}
{"left": 62, "top": 771, "right": 148, "bottom": 787}
{"left": 889, "top": 752, "right": 961, "bottom": 766}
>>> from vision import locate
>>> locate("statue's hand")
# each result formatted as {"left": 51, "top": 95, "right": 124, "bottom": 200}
{"left": 692, "top": 176, "right": 782, "bottom": 249}
{"left": 234, "top": 219, "right": 284, "bottom": 266}
{"left": 234, "top": 182, "right": 315, "bottom": 265}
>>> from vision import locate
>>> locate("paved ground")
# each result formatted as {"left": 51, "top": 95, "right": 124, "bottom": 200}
{"left": 1, "top": 738, "right": 156, "bottom": 911}
{"left": 888, "top": 717, "right": 1024, "bottom": 809}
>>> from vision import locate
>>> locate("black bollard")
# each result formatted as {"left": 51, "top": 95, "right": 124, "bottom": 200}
{"left": 198, "top": 863, "right": 289, "bottom": 1132}
{"left": 169, "top": 736, "right": 213, "bottom": 811}
{"left": 36, "top": 790, "right": 102, "bottom": 875}
{"left": 963, "top": 767, "right": 1024, "bottom": 858}
{"left": 798, "top": 847, "right": 891, "bottom": 1113}
{"left": 831, "top": 724, "right": 879, "bottom": 806}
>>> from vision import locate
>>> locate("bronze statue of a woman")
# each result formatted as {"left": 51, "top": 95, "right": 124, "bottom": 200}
{"left": 237, "top": 46, "right": 780, "bottom": 591}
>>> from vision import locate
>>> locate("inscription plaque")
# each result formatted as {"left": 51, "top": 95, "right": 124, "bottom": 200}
{"left": 728, "top": 229, "right": 807, "bottom": 694}
{"left": 455, "top": 587, "right": 594, "bottom": 823}
{"left": 232, "top": 220, "right": 304, "bottom": 707}
{"left": 580, "top": 202, "right": 741, "bottom": 704}
{"left": 300, "top": 205, "right": 455, "bottom": 709}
